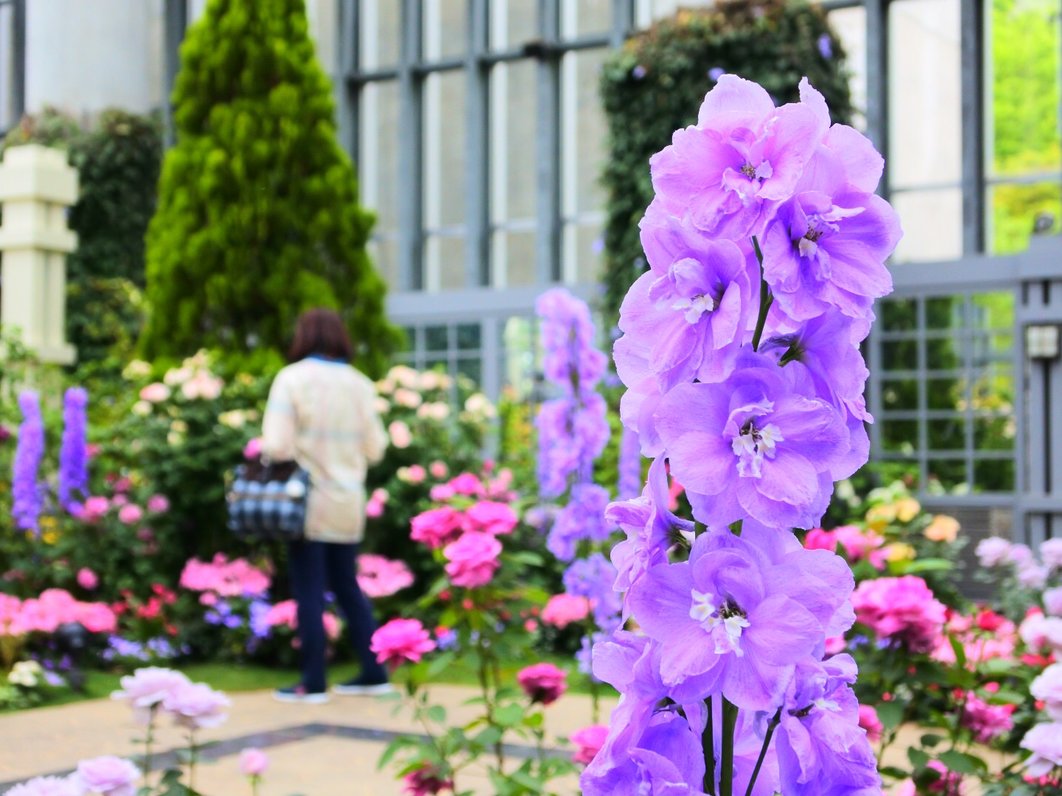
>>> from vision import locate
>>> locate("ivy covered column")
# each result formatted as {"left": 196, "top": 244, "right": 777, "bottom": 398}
{"left": 0, "top": 144, "right": 78, "bottom": 364}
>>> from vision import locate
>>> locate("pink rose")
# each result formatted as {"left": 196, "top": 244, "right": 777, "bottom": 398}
{"left": 802, "top": 527, "right": 837, "bottom": 551}
{"left": 147, "top": 494, "right": 170, "bottom": 514}
{"left": 117, "top": 504, "right": 143, "bottom": 525}
{"left": 443, "top": 533, "right": 502, "bottom": 589}
{"left": 76, "top": 568, "right": 98, "bottom": 591}
{"left": 410, "top": 506, "right": 464, "bottom": 550}
{"left": 851, "top": 576, "right": 947, "bottom": 653}
{"left": 388, "top": 420, "right": 412, "bottom": 449}
{"left": 858, "top": 704, "right": 883, "bottom": 743}
{"left": 541, "top": 594, "right": 591, "bottom": 629}
{"left": 448, "top": 473, "right": 484, "bottom": 496}
{"left": 75, "top": 756, "right": 140, "bottom": 796}
{"left": 1042, "top": 538, "right": 1062, "bottom": 570}
{"left": 429, "top": 461, "right": 448, "bottom": 479}
{"left": 406, "top": 464, "right": 426, "bottom": 483}
{"left": 961, "top": 691, "right": 1014, "bottom": 742}
{"left": 365, "top": 493, "right": 386, "bottom": 519}
{"left": 429, "top": 484, "right": 455, "bottom": 501}
{"left": 517, "top": 662, "right": 567, "bottom": 705}
{"left": 403, "top": 764, "right": 453, "bottom": 796}
{"left": 357, "top": 554, "right": 414, "bottom": 598}
{"left": 239, "top": 748, "right": 269, "bottom": 777}
{"left": 5, "top": 776, "right": 82, "bottom": 796}
{"left": 111, "top": 667, "right": 192, "bottom": 725}
{"left": 243, "top": 437, "right": 262, "bottom": 460}
{"left": 162, "top": 681, "right": 231, "bottom": 729}
{"left": 371, "top": 618, "right": 436, "bottom": 667}
{"left": 1031, "top": 663, "right": 1062, "bottom": 721}
{"left": 79, "top": 496, "right": 109, "bottom": 522}
{"left": 139, "top": 383, "right": 171, "bottom": 403}
{"left": 462, "top": 501, "right": 518, "bottom": 536}
{"left": 570, "top": 724, "right": 608, "bottom": 765}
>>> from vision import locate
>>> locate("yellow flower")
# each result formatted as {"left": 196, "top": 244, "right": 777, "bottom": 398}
{"left": 924, "top": 515, "right": 960, "bottom": 543}
{"left": 895, "top": 497, "right": 921, "bottom": 523}
{"left": 865, "top": 504, "right": 896, "bottom": 530}
{"left": 884, "top": 542, "right": 916, "bottom": 562}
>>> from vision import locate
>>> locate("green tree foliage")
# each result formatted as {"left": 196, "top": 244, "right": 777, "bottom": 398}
{"left": 2, "top": 108, "right": 161, "bottom": 362}
{"left": 140, "top": 0, "right": 401, "bottom": 375}
{"left": 989, "top": 0, "right": 1061, "bottom": 253}
{"left": 598, "top": 0, "right": 854, "bottom": 320}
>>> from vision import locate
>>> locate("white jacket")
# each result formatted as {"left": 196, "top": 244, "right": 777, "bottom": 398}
{"left": 261, "top": 358, "right": 388, "bottom": 543}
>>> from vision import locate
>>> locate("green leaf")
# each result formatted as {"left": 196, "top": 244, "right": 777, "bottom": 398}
{"left": 494, "top": 703, "right": 525, "bottom": 727}
{"left": 919, "top": 733, "right": 944, "bottom": 748}
{"left": 908, "top": 748, "right": 930, "bottom": 768}
{"left": 898, "top": 558, "right": 954, "bottom": 573}
{"left": 426, "top": 704, "right": 447, "bottom": 724}
{"left": 876, "top": 700, "right": 905, "bottom": 730}
{"left": 937, "top": 750, "right": 988, "bottom": 775}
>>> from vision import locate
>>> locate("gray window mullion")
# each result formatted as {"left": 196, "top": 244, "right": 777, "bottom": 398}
{"left": 162, "top": 0, "right": 187, "bottom": 149}
{"left": 399, "top": 0, "right": 425, "bottom": 291}
{"left": 866, "top": 0, "right": 889, "bottom": 201}
{"left": 610, "top": 0, "right": 636, "bottom": 47}
{"left": 535, "top": 0, "right": 562, "bottom": 284}
{"left": 466, "top": 0, "right": 490, "bottom": 287}
{"left": 960, "top": 0, "right": 986, "bottom": 254}
{"left": 338, "top": 0, "right": 358, "bottom": 160}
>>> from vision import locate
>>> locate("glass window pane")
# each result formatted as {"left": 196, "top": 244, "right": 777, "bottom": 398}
{"left": 881, "top": 419, "right": 918, "bottom": 453}
{"left": 563, "top": 0, "right": 611, "bottom": 37}
{"left": 974, "top": 416, "right": 1015, "bottom": 451}
{"left": 425, "top": 236, "right": 467, "bottom": 291}
{"left": 491, "top": 60, "right": 537, "bottom": 223}
{"left": 492, "top": 230, "right": 536, "bottom": 288}
{"left": 827, "top": 6, "right": 867, "bottom": 131}
{"left": 358, "top": 0, "right": 401, "bottom": 69}
{"left": 563, "top": 49, "right": 610, "bottom": 215}
{"left": 891, "top": 189, "right": 963, "bottom": 263}
{"left": 456, "top": 357, "right": 482, "bottom": 386}
{"left": 882, "top": 378, "right": 919, "bottom": 411}
{"left": 887, "top": 0, "right": 961, "bottom": 190}
{"left": 425, "top": 325, "right": 449, "bottom": 352}
{"left": 974, "top": 458, "right": 1014, "bottom": 492}
{"left": 928, "top": 418, "right": 965, "bottom": 451}
{"left": 883, "top": 339, "right": 918, "bottom": 372}
{"left": 989, "top": 182, "right": 1062, "bottom": 255}
{"left": 367, "top": 237, "right": 399, "bottom": 292}
{"left": 424, "top": 0, "right": 468, "bottom": 60}
{"left": 928, "top": 459, "right": 967, "bottom": 491}
{"left": 563, "top": 222, "right": 604, "bottom": 285}
{"left": 456, "top": 323, "right": 481, "bottom": 351}
{"left": 490, "top": 0, "right": 536, "bottom": 50}
{"left": 424, "top": 71, "right": 467, "bottom": 228}
{"left": 927, "top": 378, "right": 960, "bottom": 410}
{"left": 926, "top": 337, "right": 960, "bottom": 370}
{"left": 881, "top": 298, "right": 919, "bottom": 332}
{"left": 359, "top": 82, "right": 400, "bottom": 233}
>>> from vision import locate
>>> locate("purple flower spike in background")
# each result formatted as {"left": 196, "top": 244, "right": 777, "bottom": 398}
{"left": 58, "top": 387, "right": 89, "bottom": 511}
{"left": 12, "top": 391, "right": 45, "bottom": 533}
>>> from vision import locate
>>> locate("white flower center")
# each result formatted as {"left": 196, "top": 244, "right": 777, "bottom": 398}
{"left": 689, "top": 590, "right": 750, "bottom": 656}
{"left": 672, "top": 294, "right": 717, "bottom": 324}
{"left": 732, "top": 421, "right": 784, "bottom": 478}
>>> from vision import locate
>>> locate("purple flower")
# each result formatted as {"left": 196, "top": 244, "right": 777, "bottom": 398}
{"left": 657, "top": 355, "right": 848, "bottom": 530}
{"left": 616, "top": 425, "right": 642, "bottom": 500}
{"left": 249, "top": 599, "right": 273, "bottom": 639}
{"left": 548, "top": 484, "right": 613, "bottom": 561}
{"left": 536, "top": 287, "right": 607, "bottom": 393}
{"left": 628, "top": 532, "right": 848, "bottom": 709}
{"left": 536, "top": 394, "right": 610, "bottom": 498}
{"left": 648, "top": 75, "right": 822, "bottom": 240}
{"left": 632, "top": 64, "right": 647, "bottom": 80}
{"left": 12, "top": 391, "right": 45, "bottom": 533}
{"left": 564, "top": 552, "right": 622, "bottom": 633}
{"left": 817, "top": 34, "right": 833, "bottom": 60}
{"left": 58, "top": 387, "right": 89, "bottom": 511}
{"left": 775, "top": 654, "right": 880, "bottom": 795}
{"left": 708, "top": 67, "right": 726, "bottom": 81}
{"left": 74, "top": 755, "right": 140, "bottom": 796}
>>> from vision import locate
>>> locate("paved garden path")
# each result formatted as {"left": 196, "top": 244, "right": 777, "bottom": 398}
{"left": 0, "top": 683, "right": 614, "bottom": 795}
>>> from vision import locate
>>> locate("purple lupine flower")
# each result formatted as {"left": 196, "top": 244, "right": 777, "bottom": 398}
{"left": 58, "top": 387, "right": 89, "bottom": 511}
{"left": 12, "top": 391, "right": 45, "bottom": 533}
{"left": 535, "top": 394, "right": 610, "bottom": 498}
{"left": 249, "top": 599, "right": 272, "bottom": 639}
{"left": 627, "top": 532, "right": 836, "bottom": 709}
{"left": 775, "top": 654, "right": 881, "bottom": 795}
{"left": 817, "top": 33, "right": 833, "bottom": 60}
{"left": 616, "top": 425, "right": 642, "bottom": 499}
{"left": 648, "top": 75, "right": 822, "bottom": 240}
{"left": 708, "top": 67, "right": 726, "bottom": 81}
{"left": 656, "top": 354, "right": 848, "bottom": 530}
{"left": 548, "top": 485, "right": 613, "bottom": 561}
{"left": 563, "top": 552, "right": 622, "bottom": 633}
{"left": 536, "top": 287, "right": 608, "bottom": 394}
{"left": 622, "top": 220, "right": 755, "bottom": 387}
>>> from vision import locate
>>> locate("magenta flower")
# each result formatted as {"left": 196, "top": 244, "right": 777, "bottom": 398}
{"left": 541, "top": 594, "right": 591, "bottom": 629}
{"left": 657, "top": 356, "right": 847, "bottom": 530}
{"left": 356, "top": 554, "right": 414, "bottom": 598}
{"left": 371, "top": 618, "right": 436, "bottom": 667}
{"left": 117, "top": 504, "right": 144, "bottom": 525}
{"left": 146, "top": 494, "right": 170, "bottom": 513}
{"left": 402, "top": 764, "right": 453, "bottom": 795}
{"left": 443, "top": 533, "right": 502, "bottom": 588}
{"left": 858, "top": 704, "right": 883, "bottom": 743}
{"left": 410, "top": 506, "right": 464, "bottom": 550}
{"left": 961, "top": 691, "right": 1015, "bottom": 742}
{"left": 461, "top": 501, "right": 518, "bottom": 536}
{"left": 74, "top": 755, "right": 140, "bottom": 796}
{"left": 571, "top": 724, "right": 609, "bottom": 766}
{"left": 851, "top": 575, "right": 947, "bottom": 652}
{"left": 517, "top": 662, "right": 568, "bottom": 705}
{"left": 76, "top": 568, "right": 98, "bottom": 591}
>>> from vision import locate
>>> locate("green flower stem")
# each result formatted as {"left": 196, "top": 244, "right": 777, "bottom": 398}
{"left": 750, "top": 236, "right": 773, "bottom": 353}
{"left": 720, "top": 698, "right": 739, "bottom": 796}
{"left": 142, "top": 706, "right": 157, "bottom": 788}
{"left": 745, "top": 709, "right": 781, "bottom": 796}
{"left": 703, "top": 697, "right": 716, "bottom": 795}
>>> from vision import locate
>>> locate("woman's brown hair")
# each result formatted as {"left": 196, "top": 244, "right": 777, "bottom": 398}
{"left": 288, "top": 308, "right": 354, "bottom": 363}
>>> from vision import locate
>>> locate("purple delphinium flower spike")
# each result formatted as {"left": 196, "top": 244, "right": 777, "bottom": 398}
{"left": 58, "top": 387, "right": 89, "bottom": 511}
{"left": 617, "top": 424, "right": 642, "bottom": 499}
{"left": 12, "top": 391, "right": 45, "bottom": 533}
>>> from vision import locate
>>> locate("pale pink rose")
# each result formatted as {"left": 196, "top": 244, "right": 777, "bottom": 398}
{"left": 239, "top": 748, "right": 269, "bottom": 777}
{"left": 397, "top": 464, "right": 427, "bottom": 484}
{"left": 181, "top": 372, "right": 223, "bottom": 401}
{"left": 139, "top": 382, "right": 171, "bottom": 403}
{"left": 1018, "top": 562, "right": 1049, "bottom": 589}
{"left": 117, "top": 504, "right": 143, "bottom": 525}
{"left": 5, "top": 776, "right": 81, "bottom": 796}
{"left": 541, "top": 594, "right": 591, "bottom": 629}
{"left": 1042, "top": 538, "right": 1062, "bottom": 570}
{"left": 163, "top": 681, "right": 230, "bottom": 729}
{"left": 417, "top": 402, "right": 450, "bottom": 421}
{"left": 323, "top": 612, "right": 341, "bottom": 641}
{"left": 517, "top": 662, "right": 567, "bottom": 705}
{"left": 1044, "top": 587, "right": 1062, "bottom": 617}
{"left": 199, "top": 592, "right": 218, "bottom": 607}
{"left": 824, "top": 635, "right": 847, "bottom": 655}
{"left": 834, "top": 524, "right": 885, "bottom": 563}
{"left": 76, "top": 568, "right": 98, "bottom": 591}
{"left": 1019, "top": 611, "right": 1062, "bottom": 651}
{"left": 462, "top": 501, "right": 518, "bottom": 536}
{"left": 570, "top": 724, "right": 608, "bottom": 765}
{"left": 1031, "top": 663, "right": 1062, "bottom": 721}
{"left": 365, "top": 493, "right": 386, "bottom": 519}
{"left": 388, "top": 420, "right": 412, "bottom": 449}
{"left": 410, "top": 507, "right": 464, "bottom": 550}
{"left": 371, "top": 618, "right": 436, "bottom": 667}
{"left": 429, "top": 484, "right": 455, "bottom": 501}
{"left": 858, "top": 704, "right": 883, "bottom": 743}
{"left": 976, "top": 536, "right": 1012, "bottom": 567}
{"left": 1021, "top": 721, "right": 1062, "bottom": 778}
{"left": 429, "top": 461, "right": 448, "bottom": 479}
{"left": 0, "top": 593, "right": 22, "bottom": 633}
{"left": 75, "top": 755, "right": 140, "bottom": 796}
{"left": 443, "top": 533, "right": 502, "bottom": 589}
{"left": 147, "top": 494, "right": 170, "bottom": 514}
{"left": 851, "top": 576, "right": 947, "bottom": 652}
{"left": 243, "top": 437, "right": 262, "bottom": 460}
{"left": 357, "top": 555, "right": 414, "bottom": 598}
{"left": 393, "top": 387, "right": 422, "bottom": 408}
{"left": 78, "top": 496, "right": 110, "bottom": 522}
{"left": 112, "top": 667, "right": 192, "bottom": 725}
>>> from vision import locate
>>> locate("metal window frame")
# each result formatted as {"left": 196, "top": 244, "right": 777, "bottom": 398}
{"left": 0, "top": 0, "right": 25, "bottom": 136}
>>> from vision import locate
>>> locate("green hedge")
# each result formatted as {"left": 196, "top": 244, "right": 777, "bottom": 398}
{"left": 598, "top": 0, "right": 855, "bottom": 320}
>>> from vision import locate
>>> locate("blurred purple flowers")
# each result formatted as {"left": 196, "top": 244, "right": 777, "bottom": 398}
{"left": 58, "top": 387, "right": 89, "bottom": 511}
{"left": 12, "top": 391, "right": 45, "bottom": 533}
{"left": 582, "top": 75, "right": 900, "bottom": 795}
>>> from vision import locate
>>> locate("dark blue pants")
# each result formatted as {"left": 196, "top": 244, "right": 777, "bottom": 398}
{"left": 287, "top": 540, "right": 387, "bottom": 692}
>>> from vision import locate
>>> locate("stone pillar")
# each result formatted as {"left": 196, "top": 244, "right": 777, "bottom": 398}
{"left": 0, "top": 144, "right": 79, "bottom": 364}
